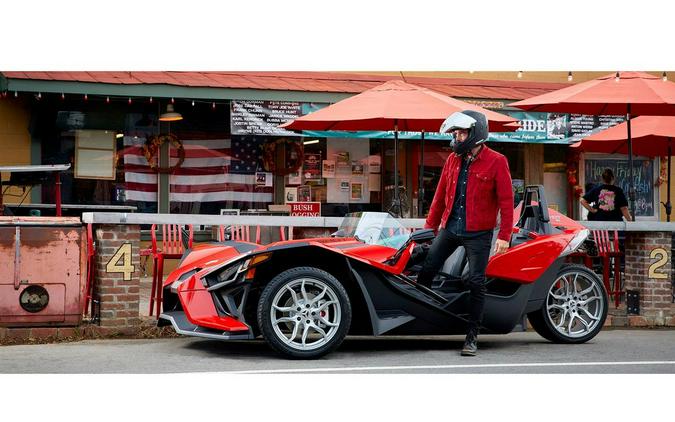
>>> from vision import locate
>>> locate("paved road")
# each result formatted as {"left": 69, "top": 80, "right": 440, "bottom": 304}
{"left": 1, "top": 329, "right": 674, "bottom": 373}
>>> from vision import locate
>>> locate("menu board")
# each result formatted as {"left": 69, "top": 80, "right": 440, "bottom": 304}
{"left": 568, "top": 114, "right": 625, "bottom": 141}
{"left": 584, "top": 158, "right": 655, "bottom": 217}
{"left": 231, "top": 100, "right": 303, "bottom": 136}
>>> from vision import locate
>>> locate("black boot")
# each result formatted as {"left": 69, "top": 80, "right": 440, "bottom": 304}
{"left": 461, "top": 327, "right": 478, "bottom": 356}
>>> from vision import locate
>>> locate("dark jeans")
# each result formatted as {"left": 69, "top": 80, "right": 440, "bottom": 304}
{"left": 417, "top": 227, "right": 493, "bottom": 331}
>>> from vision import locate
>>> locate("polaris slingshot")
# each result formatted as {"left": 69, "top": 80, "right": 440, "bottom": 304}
{"left": 158, "top": 185, "right": 607, "bottom": 359}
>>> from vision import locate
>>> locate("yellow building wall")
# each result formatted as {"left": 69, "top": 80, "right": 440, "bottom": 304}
{"left": 0, "top": 97, "right": 32, "bottom": 203}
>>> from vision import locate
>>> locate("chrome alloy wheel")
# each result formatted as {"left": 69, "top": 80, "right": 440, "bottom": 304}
{"left": 545, "top": 271, "right": 605, "bottom": 339}
{"left": 270, "top": 278, "right": 341, "bottom": 351}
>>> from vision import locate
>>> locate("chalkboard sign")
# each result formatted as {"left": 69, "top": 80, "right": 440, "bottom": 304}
{"left": 584, "top": 158, "right": 655, "bottom": 217}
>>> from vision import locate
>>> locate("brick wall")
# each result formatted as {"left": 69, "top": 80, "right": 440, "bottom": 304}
{"left": 93, "top": 224, "right": 142, "bottom": 333}
{"left": 624, "top": 231, "right": 675, "bottom": 326}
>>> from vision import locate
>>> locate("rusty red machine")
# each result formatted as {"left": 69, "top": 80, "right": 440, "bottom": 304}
{"left": 0, "top": 164, "right": 87, "bottom": 327}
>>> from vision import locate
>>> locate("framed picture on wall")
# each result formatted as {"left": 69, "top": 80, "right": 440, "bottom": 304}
{"left": 297, "top": 185, "right": 312, "bottom": 202}
{"left": 322, "top": 160, "right": 336, "bottom": 178}
{"left": 284, "top": 187, "right": 297, "bottom": 203}
{"left": 339, "top": 180, "right": 350, "bottom": 192}
{"left": 350, "top": 182, "right": 363, "bottom": 200}
{"left": 288, "top": 171, "right": 302, "bottom": 185}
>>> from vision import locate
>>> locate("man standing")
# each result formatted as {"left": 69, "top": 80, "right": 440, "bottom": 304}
{"left": 417, "top": 110, "right": 514, "bottom": 356}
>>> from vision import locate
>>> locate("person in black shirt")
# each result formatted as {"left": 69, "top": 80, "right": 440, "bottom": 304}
{"left": 580, "top": 168, "right": 631, "bottom": 221}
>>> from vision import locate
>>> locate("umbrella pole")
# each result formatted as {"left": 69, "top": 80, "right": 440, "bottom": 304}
{"left": 419, "top": 130, "right": 425, "bottom": 218}
{"left": 393, "top": 120, "right": 400, "bottom": 217}
{"left": 627, "top": 104, "right": 636, "bottom": 221}
{"left": 667, "top": 139, "right": 672, "bottom": 222}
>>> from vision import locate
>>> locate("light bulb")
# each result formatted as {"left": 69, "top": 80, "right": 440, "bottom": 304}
{"left": 37, "top": 92, "right": 42, "bottom": 100}
{"left": 171, "top": 97, "right": 175, "bottom": 104}
{"left": 212, "top": 102, "right": 216, "bottom": 110}
{"left": 191, "top": 100, "right": 195, "bottom": 107}
{"left": 128, "top": 97, "right": 132, "bottom": 105}
{"left": 149, "top": 97, "right": 153, "bottom": 103}
{"left": 567, "top": 71, "right": 573, "bottom": 82}
{"left": 61, "top": 93, "right": 65, "bottom": 100}
{"left": 14, "top": 91, "right": 18, "bottom": 98}
{"left": 517, "top": 71, "right": 523, "bottom": 79}
{"left": 106, "top": 96, "right": 110, "bottom": 104}
{"left": 84, "top": 93, "right": 88, "bottom": 101}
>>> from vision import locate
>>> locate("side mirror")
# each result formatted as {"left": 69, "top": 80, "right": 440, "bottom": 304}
{"left": 410, "top": 229, "right": 435, "bottom": 243}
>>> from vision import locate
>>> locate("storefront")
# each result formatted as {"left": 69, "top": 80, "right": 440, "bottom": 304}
{"left": 1, "top": 71, "right": 671, "bottom": 221}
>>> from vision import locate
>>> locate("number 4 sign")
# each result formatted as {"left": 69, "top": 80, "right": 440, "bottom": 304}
{"left": 105, "top": 243, "right": 135, "bottom": 281}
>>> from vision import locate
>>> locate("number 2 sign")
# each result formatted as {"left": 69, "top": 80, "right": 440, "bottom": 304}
{"left": 648, "top": 247, "right": 669, "bottom": 280}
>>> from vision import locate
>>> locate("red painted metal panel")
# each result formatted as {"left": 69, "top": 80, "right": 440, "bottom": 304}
{"left": 177, "top": 282, "right": 249, "bottom": 332}
{"left": 0, "top": 222, "right": 85, "bottom": 327}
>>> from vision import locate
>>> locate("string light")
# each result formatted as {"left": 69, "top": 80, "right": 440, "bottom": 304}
{"left": 14, "top": 91, "right": 18, "bottom": 98}
{"left": 128, "top": 97, "right": 132, "bottom": 105}
{"left": 615, "top": 72, "right": 620, "bottom": 82}
{"left": 567, "top": 71, "right": 573, "bottom": 82}
{"left": 212, "top": 102, "right": 216, "bottom": 110}
{"left": 106, "top": 96, "right": 110, "bottom": 104}
{"left": 517, "top": 71, "right": 523, "bottom": 79}
{"left": 191, "top": 100, "right": 195, "bottom": 107}
{"left": 37, "top": 92, "right": 42, "bottom": 100}
{"left": 61, "top": 93, "right": 65, "bottom": 100}
{"left": 84, "top": 93, "right": 88, "bottom": 101}
{"left": 149, "top": 97, "right": 153, "bottom": 104}
{"left": 663, "top": 72, "right": 668, "bottom": 82}
{"left": 171, "top": 97, "right": 175, "bottom": 104}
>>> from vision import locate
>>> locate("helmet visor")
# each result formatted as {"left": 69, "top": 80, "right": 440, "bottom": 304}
{"left": 440, "top": 112, "right": 477, "bottom": 134}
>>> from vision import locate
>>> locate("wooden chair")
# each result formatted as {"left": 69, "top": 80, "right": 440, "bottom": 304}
{"left": 218, "top": 225, "right": 261, "bottom": 243}
{"left": 149, "top": 224, "right": 194, "bottom": 317}
{"left": 83, "top": 223, "right": 96, "bottom": 318}
{"left": 592, "top": 229, "right": 623, "bottom": 307}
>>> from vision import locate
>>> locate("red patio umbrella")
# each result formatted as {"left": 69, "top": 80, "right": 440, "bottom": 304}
{"left": 510, "top": 71, "right": 675, "bottom": 220}
{"left": 572, "top": 115, "right": 675, "bottom": 220}
{"left": 280, "top": 79, "right": 518, "bottom": 215}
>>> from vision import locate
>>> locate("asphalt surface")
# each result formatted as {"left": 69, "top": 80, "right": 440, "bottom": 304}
{"left": 1, "top": 329, "right": 675, "bottom": 373}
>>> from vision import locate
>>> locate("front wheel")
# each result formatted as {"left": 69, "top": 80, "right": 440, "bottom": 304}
{"left": 528, "top": 263, "right": 607, "bottom": 344}
{"left": 257, "top": 267, "right": 352, "bottom": 359}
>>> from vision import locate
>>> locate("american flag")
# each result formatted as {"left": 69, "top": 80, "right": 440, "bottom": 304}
{"left": 121, "top": 136, "right": 273, "bottom": 205}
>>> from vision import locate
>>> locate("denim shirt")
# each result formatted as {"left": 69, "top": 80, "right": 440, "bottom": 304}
{"left": 445, "top": 155, "right": 492, "bottom": 238}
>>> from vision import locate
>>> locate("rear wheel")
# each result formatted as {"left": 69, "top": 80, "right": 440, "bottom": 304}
{"left": 528, "top": 264, "right": 607, "bottom": 344}
{"left": 257, "top": 266, "right": 351, "bottom": 359}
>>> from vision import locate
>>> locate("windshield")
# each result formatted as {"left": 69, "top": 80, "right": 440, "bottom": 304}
{"left": 336, "top": 212, "right": 411, "bottom": 249}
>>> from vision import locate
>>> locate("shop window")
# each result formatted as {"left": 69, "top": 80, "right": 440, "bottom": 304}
{"left": 74, "top": 130, "right": 116, "bottom": 180}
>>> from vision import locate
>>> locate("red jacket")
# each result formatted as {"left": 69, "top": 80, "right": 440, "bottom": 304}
{"left": 424, "top": 146, "right": 514, "bottom": 242}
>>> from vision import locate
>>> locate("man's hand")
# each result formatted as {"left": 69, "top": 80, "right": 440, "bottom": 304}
{"left": 494, "top": 239, "right": 509, "bottom": 254}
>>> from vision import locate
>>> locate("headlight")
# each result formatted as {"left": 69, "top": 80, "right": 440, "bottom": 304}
{"left": 206, "top": 253, "right": 272, "bottom": 291}
{"left": 560, "top": 229, "right": 589, "bottom": 257}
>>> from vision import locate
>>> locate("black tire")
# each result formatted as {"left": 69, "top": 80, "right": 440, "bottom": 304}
{"left": 257, "top": 266, "right": 352, "bottom": 359}
{"left": 528, "top": 263, "right": 608, "bottom": 344}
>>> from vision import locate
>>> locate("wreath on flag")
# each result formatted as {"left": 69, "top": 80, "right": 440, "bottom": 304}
{"left": 142, "top": 134, "right": 185, "bottom": 174}
{"left": 261, "top": 138, "right": 303, "bottom": 176}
